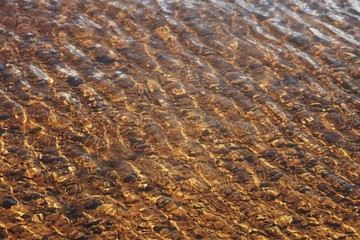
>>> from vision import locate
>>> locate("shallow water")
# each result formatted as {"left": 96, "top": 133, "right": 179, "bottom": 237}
{"left": 0, "top": 0, "right": 359, "bottom": 239}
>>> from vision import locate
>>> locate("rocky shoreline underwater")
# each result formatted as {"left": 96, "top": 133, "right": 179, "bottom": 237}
{"left": 0, "top": 0, "right": 359, "bottom": 239}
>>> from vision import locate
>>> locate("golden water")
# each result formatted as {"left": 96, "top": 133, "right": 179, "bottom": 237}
{"left": 0, "top": 0, "right": 359, "bottom": 239}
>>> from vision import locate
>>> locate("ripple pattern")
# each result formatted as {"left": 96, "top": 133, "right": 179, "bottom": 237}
{"left": 0, "top": 0, "right": 359, "bottom": 239}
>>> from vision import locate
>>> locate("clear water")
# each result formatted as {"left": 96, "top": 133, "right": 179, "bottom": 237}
{"left": 0, "top": 0, "right": 359, "bottom": 239}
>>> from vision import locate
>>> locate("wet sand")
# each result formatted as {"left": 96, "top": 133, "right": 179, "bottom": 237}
{"left": 0, "top": 0, "right": 359, "bottom": 239}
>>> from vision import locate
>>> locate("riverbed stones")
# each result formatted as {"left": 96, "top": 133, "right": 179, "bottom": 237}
{"left": 0, "top": 0, "right": 359, "bottom": 239}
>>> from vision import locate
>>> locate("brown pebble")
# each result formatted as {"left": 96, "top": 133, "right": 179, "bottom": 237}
{"left": 124, "top": 195, "right": 140, "bottom": 204}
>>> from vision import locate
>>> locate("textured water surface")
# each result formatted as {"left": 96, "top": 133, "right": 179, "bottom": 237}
{"left": 0, "top": 0, "right": 359, "bottom": 239}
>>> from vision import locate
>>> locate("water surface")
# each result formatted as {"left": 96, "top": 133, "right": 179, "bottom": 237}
{"left": 0, "top": 0, "right": 359, "bottom": 239}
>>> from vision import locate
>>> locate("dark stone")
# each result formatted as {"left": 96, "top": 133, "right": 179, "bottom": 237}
{"left": 83, "top": 219, "right": 101, "bottom": 228}
{"left": 297, "top": 185, "right": 311, "bottom": 194}
{"left": 288, "top": 35, "right": 309, "bottom": 49}
{"left": 260, "top": 182, "right": 270, "bottom": 188}
{"left": 138, "top": 184, "right": 153, "bottom": 192}
{"left": 348, "top": 118, "right": 360, "bottom": 129}
{"left": 291, "top": 217, "right": 303, "bottom": 224}
{"left": 195, "top": 234, "right": 203, "bottom": 239}
{"left": 21, "top": 214, "right": 31, "bottom": 219}
{"left": 2, "top": 196, "right": 17, "bottom": 209}
{"left": 325, "top": 218, "right": 341, "bottom": 228}
{"left": 321, "top": 131, "right": 342, "bottom": 144}
{"left": 95, "top": 55, "right": 116, "bottom": 64}
{"left": 63, "top": 202, "right": 84, "bottom": 219}
{"left": 268, "top": 169, "right": 284, "bottom": 181}
{"left": 40, "top": 156, "right": 66, "bottom": 164}
{"left": 297, "top": 151, "right": 305, "bottom": 158}
{"left": 321, "top": 171, "right": 329, "bottom": 178}
{"left": 107, "top": 160, "right": 123, "bottom": 168}
{"left": 261, "top": 149, "right": 278, "bottom": 159}
{"left": 244, "top": 154, "right": 255, "bottom": 163}
{"left": 24, "top": 32, "right": 36, "bottom": 41}
{"left": 0, "top": 228, "right": 8, "bottom": 239}
{"left": 0, "top": 113, "right": 11, "bottom": 120}
{"left": 202, "top": 129, "right": 211, "bottom": 136}
{"left": 153, "top": 226, "right": 164, "bottom": 233}
{"left": 342, "top": 185, "right": 355, "bottom": 194}
{"left": 67, "top": 76, "right": 83, "bottom": 86}
{"left": 92, "top": 227, "right": 103, "bottom": 234}
{"left": 71, "top": 135, "right": 87, "bottom": 142}
{"left": 306, "top": 159, "right": 318, "bottom": 168}
{"left": 23, "top": 192, "right": 41, "bottom": 201}
{"left": 84, "top": 199, "right": 103, "bottom": 210}
{"left": 122, "top": 174, "right": 137, "bottom": 183}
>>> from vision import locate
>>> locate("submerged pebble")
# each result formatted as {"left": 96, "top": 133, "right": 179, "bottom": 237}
{"left": 2, "top": 196, "right": 17, "bottom": 209}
